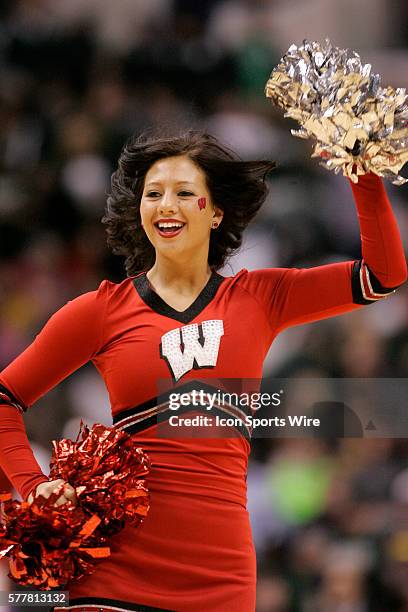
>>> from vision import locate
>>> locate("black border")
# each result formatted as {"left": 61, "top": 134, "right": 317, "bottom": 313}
{"left": 133, "top": 271, "right": 225, "bottom": 323}
{"left": 53, "top": 596, "right": 174, "bottom": 611}
{"left": 352, "top": 259, "right": 400, "bottom": 305}
{"left": 0, "top": 382, "right": 27, "bottom": 412}
{"left": 112, "top": 380, "right": 253, "bottom": 440}
{"left": 118, "top": 403, "right": 251, "bottom": 440}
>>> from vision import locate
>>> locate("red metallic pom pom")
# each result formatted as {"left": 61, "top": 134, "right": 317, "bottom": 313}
{"left": 0, "top": 423, "right": 150, "bottom": 589}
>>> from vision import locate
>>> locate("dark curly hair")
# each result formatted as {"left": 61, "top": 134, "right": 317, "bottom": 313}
{"left": 103, "top": 130, "right": 276, "bottom": 276}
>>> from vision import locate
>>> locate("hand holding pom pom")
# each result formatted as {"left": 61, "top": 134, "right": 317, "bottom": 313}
{"left": 265, "top": 39, "right": 408, "bottom": 185}
{"left": 0, "top": 423, "right": 150, "bottom": 590}
{"left": 27, "top": 480, "right": 77, "bottom": 507}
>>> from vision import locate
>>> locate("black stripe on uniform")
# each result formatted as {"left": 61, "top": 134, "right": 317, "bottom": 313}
{"left": 121, "top": 403, "right": 251, "bottom": 440}
{"left": 112, "top": 381, "right": 254, "bottom": 425}
{"left": 364, "top": 263, "right": 402, "bottom": 294}
{"left": 113, "top": 380, "right": 253, "bottom": 440}
{"left": 351, "top": 260, "right": 400, "bottom": 305}
{"left": 0, "top": 383, "right": 27, "bottom": 413}
{"left": 352, "top": 260, "right": 370, "bottom": 304}
{"left": 53, "top": 596, "right": 175, "bottom": 611}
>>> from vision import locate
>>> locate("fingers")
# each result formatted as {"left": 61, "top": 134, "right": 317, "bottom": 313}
{"left": 55, "top": 484, "right": 77, "bottom": 507}
{"left": 54, "top": 494, "right": 72, "bottom": 507}
{"left": 27, "top": 479, "right": 77, "bottom": 507}
{"left": 62, "top": 484, "right": 76, "bottom": 501}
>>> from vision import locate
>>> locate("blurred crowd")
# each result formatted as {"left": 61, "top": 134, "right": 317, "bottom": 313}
{"left": 1, "top": 1, "right": 408, "bottom": 610}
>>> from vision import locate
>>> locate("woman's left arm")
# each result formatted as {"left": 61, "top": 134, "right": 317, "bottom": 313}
{"left": 242, "top": 174, "right": 407, "bottom": 335}
{"left": 348, "top": 172, "right": 407, "bottom": 301}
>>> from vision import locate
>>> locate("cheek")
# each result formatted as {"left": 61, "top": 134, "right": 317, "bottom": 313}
{"left": 140, "top": 202, "right": 151, "bottom": 221}
{"left": 139, "top": 204, "right": 152, "bottom": 232}
{"left": 197, "top": 197, "right": 207, "bottom": 211}
{"left": 139, "top": 210, "right": 145, "bottom": 229}
{"left": 187, "top": 201, "right": 212, "bottom": 227}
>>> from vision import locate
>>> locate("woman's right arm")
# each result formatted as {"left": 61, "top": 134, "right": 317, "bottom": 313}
{"left": 0, "top": 405, "right": 76, "bottom": 505}
{"left": 0, "top": 280, "right": 109, "bottom": 501}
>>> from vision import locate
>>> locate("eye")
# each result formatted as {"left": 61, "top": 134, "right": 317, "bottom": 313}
{"left": 178, "top": 191, "right": 194, "bottom": 197}
{"left": 145, "top": 191, "right": 161, "bottom": 198}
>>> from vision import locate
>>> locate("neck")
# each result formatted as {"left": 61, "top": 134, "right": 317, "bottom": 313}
{"left": 147, "top": 254, "right": 213, "bottom": 292}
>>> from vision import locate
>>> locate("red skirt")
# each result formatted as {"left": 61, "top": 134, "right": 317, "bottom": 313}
{"left": 61, "top": 488, "right": 256, "bottom": 612}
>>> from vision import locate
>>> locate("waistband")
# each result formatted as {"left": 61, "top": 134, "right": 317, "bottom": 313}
{"left": 112, "top": 380, "right": 253, "bottom": 440}
{"left": 53, "top": 596, "right": 174, "bottom": 612}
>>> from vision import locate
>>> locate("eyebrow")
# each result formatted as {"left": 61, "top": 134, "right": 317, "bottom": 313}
{"left": 145, "top": 181, "right": 196, "bottom": 187}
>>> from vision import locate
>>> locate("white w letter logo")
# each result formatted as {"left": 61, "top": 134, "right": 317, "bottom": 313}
{"left": 160, "top": 320, "right": 224, "bottom": 382}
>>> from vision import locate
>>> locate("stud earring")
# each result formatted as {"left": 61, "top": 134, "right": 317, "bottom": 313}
{"left": 211, "top": 222, "right": 219, "bottom": 229}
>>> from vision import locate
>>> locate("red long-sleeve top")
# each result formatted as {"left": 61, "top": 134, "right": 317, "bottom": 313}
{"left": 0, "top": 173, "right": 406, "bottom": 503}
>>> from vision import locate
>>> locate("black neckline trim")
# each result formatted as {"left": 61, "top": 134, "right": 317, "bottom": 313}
{"left": 133, "top": 270, "right": 225, "bottom": 323}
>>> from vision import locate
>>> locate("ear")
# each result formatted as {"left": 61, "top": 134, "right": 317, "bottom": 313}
{"left": 212, "top": 206, "right": 224, "bottom": 226}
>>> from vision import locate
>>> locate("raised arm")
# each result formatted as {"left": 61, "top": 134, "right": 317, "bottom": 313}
{"left": 0, "top": 282, "right": 109, "bottom": 500}
{"left": 240, "top": 173, "right": 407, "bottom": 336}
{"left": 348, "top": 173, "right": 407, "bottom": 299}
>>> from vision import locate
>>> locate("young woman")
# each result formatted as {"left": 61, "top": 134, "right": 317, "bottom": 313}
{"left": 0, "top": 131, "right": 406, "bottom": 612}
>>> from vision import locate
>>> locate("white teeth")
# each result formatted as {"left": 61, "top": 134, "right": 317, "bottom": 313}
{"left": 157, "top": 222, "right": 184, "bottom": 229}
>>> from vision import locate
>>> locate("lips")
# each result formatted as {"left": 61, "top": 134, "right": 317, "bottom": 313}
{"left": 153, "top": 219, "right": 186, "bottom": 238}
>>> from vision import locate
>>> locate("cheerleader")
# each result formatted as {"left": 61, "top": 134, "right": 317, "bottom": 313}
{"left": 0, "top": 129, "right": 406, "bottom": 612}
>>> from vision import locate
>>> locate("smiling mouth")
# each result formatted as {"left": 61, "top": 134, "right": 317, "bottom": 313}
{"left": 154, "top": 222, "right": 186, "bottom": 238}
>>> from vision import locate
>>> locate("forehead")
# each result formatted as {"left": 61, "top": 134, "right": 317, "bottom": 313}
{"left": 144, "top": 155, "right": 206, "bottom": 185}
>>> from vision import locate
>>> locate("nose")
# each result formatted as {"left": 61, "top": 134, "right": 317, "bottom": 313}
{"left": 158, "top": 191, "right": 179, "bottom": 215}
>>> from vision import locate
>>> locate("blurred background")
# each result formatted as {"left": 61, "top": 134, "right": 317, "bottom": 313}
{"left": 0, "top": 0, "right": 408, "bottom": 610}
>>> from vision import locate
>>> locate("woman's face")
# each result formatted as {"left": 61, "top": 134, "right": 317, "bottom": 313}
{"left": 140, "top": 155, "right": 223, "bottom": 261}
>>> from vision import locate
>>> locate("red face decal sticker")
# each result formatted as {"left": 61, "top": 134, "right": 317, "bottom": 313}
{"left": 198, "top": 197, "right": 207, "bottom": 211}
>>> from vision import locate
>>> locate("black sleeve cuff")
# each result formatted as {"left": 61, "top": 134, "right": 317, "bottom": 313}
{"left": 352, "top": 260, "right": 401, "bottom": 305}
{"left": 0, "top": 383, "right": 27, "bottom": 413}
